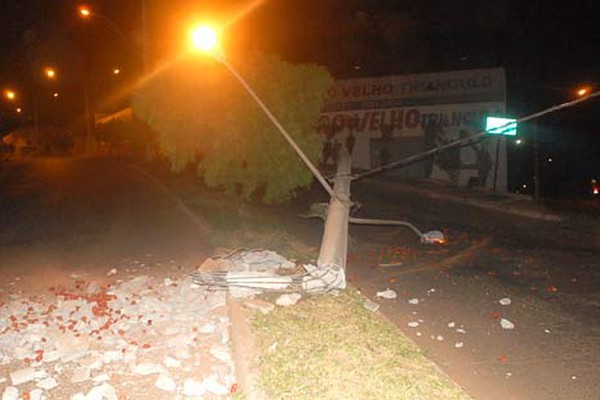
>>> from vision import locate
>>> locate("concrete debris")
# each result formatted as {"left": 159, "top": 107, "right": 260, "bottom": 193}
{"left": 302, "top": 263, "right": 346, "bottom": 292}
{"left": 500, "top": 318, "right": 515, "bottom": 330}
{"left": 1, "top": 387, "right": 18, "bottom": 400}
{"left": 0, "top": 269, "right": 235, "bottom": 399}
{"left": 544, "top": 328, "right": 551, "bottom": 334}
{"left": 243, "top": 298, "right": 275, "bottom": 314}
{"left": 456, "top": 328, "right": 467, "bottom": 334}
{"left": 183, "top": 378, "right": 207, "bottom": 396}
{"left": 454, "top": 342, "right": 464, "bottom": 348}
{"left": 239, "top": 250, "right": 296, "bottom": 272}
{"left": 155, "top": 374, "right": 177, "bottom": 392}
{"left": 131, "top": 362, "right": 166, "bottom": 376}
{"left": 376, "top": 289, "right": 397, "bottom": 299}
{"left": 436, "top": 335, "right": 444, "bottom": 341}
{"left": 9, "top": 367, "right": 37, "bottom": 386}
{"left": 106, "top": 268, "right": 117, "bottom": 277}
{"left": 163, "top": 278, "right": 174, "bottom": 286}
{"left": 36, "top": 376, "right": 58, "bottom": 390}
{"left": 86, "top": 383, "right": 118, "bottom": 400}
{"left": 226, "top": 271, "right": 293, "bottom": 298}
{"left": 363, "top": 300, "right": 380, "bottom": 312}
{"left": 448, "top": 322, "right": 456, "bottom": 328}
{"left": 275, "top": 293, "right": 302, "bottom": 307}
{"left": 407, "top": 321, "right": 420, "bottom": 328}
{"left": 499, "top": 298, "right": 512, "bottom": 306}
{"left": 408, "top": 298, "right": 420, "bottom": 305}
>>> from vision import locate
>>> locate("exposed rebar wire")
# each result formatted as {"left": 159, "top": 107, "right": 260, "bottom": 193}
{"left": 352, "top": 91, "right": 600, "bottom": 181}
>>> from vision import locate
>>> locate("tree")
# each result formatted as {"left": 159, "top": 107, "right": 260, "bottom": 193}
{"left": 132, "top": 52, "right": 332, "bottom": 203}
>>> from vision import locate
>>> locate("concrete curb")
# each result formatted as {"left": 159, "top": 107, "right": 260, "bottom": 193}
{"left": 227, "top": 295, "right": 266, "bottom": 400}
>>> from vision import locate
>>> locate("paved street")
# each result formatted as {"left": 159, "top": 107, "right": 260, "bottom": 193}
{"left": 340, "top": 178, "right": 600, "bottom": 400}
{"left": 0, "top": 157, "right": 234, "bottom": 399}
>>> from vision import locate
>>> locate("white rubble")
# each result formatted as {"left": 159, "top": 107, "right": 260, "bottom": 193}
{"left": 376, "top": 289, "right": 397, "bottom": 299}
{"left": 408, "top": 298, "right": 420, "bottom": 305}
{"left": 183, "top": 378, "right": 207, "bottom": 396}
{"left": 155, "top": 374, "right": 176, "bottom": 392}
{"left": 86, "top": 383, "right": 118, "bottom": 400}
{"left": 36, "top": 376, "right": 58, "bottom": 390}
{"left": 9, "top": 367, "right": 37, "bottom": 386}
{"left": 500, "top": 318, "right": 515, "bottom": 330}
{"left": 499, "top": 297, "right": 512, "bottom": 306}
{"left": 275, "top": 293, "right": 302, "bottom": 306}
{"left": 1, "top": 387, "right": 18, "bottom": 400}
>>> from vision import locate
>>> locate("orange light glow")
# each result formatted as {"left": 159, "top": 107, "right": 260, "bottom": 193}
{"left": 4, "top": 89, "right": 16, "bottom": 101}
{"left": 16, "top": 107, "right": 22, "bottom": 113}
{"left": 190, "top": 24, "right": 219, "bottom": 52}
{"left": 44, "top": 67, "right": 56, "bottom": 79}
{"left": 576, "top": 87, "right": 590, "bottom": 97}
{"left": 113, "top": 68, "right": 121, "bottom": 75}
{"left": 78, "top": 5, "right": 91, "bottom": 18}
{"left": 53, "top": 92, "right": 59, "bottom": 98}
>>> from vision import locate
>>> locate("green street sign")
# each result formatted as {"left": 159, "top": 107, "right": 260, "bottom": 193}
{"left": 485, "top": 116, "right": 517, "bottom": 136}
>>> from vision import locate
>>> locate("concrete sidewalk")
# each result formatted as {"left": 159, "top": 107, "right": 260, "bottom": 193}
{"left": 364, "top": 178, "right": 563, "bottom": 222}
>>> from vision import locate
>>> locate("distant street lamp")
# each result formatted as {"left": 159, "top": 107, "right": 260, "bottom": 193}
{"left": 44, "top": 67, "right": 57, "bottom": 79}
{"left": 4, "top": 89, "right": 17, "bottom": 101}
{"left": 113, "top": 68, "right": 121, "bottom": 75}
{"left": 576, "top": 86, "right": 591, "bottom": 97}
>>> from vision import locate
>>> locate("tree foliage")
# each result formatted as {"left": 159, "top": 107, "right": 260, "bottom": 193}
{"left": 132, "top": 52, "right": 332, "bottom": 203}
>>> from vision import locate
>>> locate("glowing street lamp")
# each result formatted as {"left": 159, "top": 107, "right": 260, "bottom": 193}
{"left": 113, "top": 68, "right": 121, "bottom": 75}
{"left": 576, "top": 87, "right": 590, "bottom": 97}
{"left": 78, "top": 5, "right": 91, "bottom": 19}
{"left": 44, "top": 67, "right": 57, "bottom": 79}
{"left": 4, "top": 89, "right": 17, "bottom": 101}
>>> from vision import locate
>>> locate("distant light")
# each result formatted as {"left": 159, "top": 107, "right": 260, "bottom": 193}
{"left": 593, "top": 187, "right": 599, "bottom": 195}
{"left": 44, "top": 67, "right": 56, "bottom": 79}
{"left": 78, "top": 5, "right": 92, "bottom": 18}
{"left": 547, "top": 157, "right": 553, "bottom": 163}
{"left": 576, "top": 87, "right": 590, "bottom": 97}
{"left": 53, "top": 92, "right": 59, "bottom": 98}
{"left": 4, "top": 89, "right": 16, "bottom": 101}
{"left": 522, "top": 184, "right": 527, "bottom": 189}
{"left": 515, "top": 139, "right": 523, "bottom": 145}
{"left": 485, "top": 116, "right": 518, "bottom": 136}
{"left": 190, "top": 25, "right": 218, "bottom": 52}
{"left": 16, "top": 107, "right": 22, "bottom": 113}
{"left": 113, "top": 68, "right": 121, "bottom": 75}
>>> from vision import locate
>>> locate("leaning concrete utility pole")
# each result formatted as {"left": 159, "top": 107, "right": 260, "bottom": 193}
{"left": 316, "top": 148, "right": 352, "bottom": 288}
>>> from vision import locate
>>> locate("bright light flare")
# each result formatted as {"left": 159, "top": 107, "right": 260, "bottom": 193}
{"left": 4, "top": 89, "right": 16, "bottom": 101}
{"left": 16, "top": 107, "right": 22, "bottom": 113}
{"left": 576, "top": 87, "right": 590, "bottom": 97}
{"left": 78, "top": 5, "right": 92, "bottom": 18}
{"left": 53, "top": 92, "right": 59, "bottom": 98}
{"left": 113, "top": 68, "right": 121, "bottom": 75}
{"left": 44, "top": 67, "right": 56, "bottom": 79}
{"left": 190, "top": 25, "right": 219, "bottom": 53}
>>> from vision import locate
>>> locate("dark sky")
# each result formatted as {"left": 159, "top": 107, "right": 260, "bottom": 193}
{"left": 1, "top": 0, "right": 599, "bottom": 190}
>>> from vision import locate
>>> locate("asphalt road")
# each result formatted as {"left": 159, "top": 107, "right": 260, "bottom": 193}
{"left": 0, "top": 157, "right": 209, "bottom": 286}
{"left": 337, "top": 179, "right": 600, "bottom": 400}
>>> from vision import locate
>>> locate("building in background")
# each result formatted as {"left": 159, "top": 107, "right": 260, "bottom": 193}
{"left": 318, "top": 68, "right": 507, "bottom": 190}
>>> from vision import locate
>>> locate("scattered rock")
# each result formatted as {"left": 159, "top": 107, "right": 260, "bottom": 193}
{"left": 86, "top": 383, "right": 118, "bottom": 400}
{"left": 500, "top": 318, "right": 515, "bottom": 330}
{"left": 183, "top": 378, "right": 206, "bottom": 396}
{"left": 408, "top": 298, "right": 419, "bottom": 305}
{"left": 436, "top": 335, "right": 444, "bottom": 341}
{"left": 376, "top": 289, "right": 397, "bottom": 299}
{"left": 131, "top": 362, "right": 165, "bottom": 376}
{"left": 71, "top": 366, "right": 91, "bottom": 383}
{"left": 407, "top": 321, "right": 420, "bottom": 328}
{"left": 1, "top": 386, "right": 18, "bottom": 400}
{"left": 363, "top": 300, "right": 380, "bottom": 312}
{"left": 454, "top": 342, "right": 464, "bottom": 348}
{"left": 106, "top": 268, "right": 117, "bottom": 276}
{"left": 9, "top": 367, "right": 36, "bottom": 386}
{"left": 36, "top": 377, "right": 58, "bottom": 390}
{"left": 447, "top": 322, "right": 456, "bottom": 328}
{"left": 275, "top": 293, "right": 302, "bottom": 307}
{"left": 499, "top": 297, "right": 512, "bottom": 306}
{"left": 155, "top": 374, "right": 176, "bottom": 392}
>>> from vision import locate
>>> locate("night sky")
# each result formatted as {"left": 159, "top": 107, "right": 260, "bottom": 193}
{"left": 1, "top": 0, "right": 598, "bottom": 195}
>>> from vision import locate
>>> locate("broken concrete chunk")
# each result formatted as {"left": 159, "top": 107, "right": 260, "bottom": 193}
{"left": 376, "top": 289, "right": 397, "bottom": 299}
{"left": 106, "top": 268, "right": 117, "bottom": 276}
{"left": 131, "top": 362, "right": 165, "bottom": 376}
{"left": 363, "top": 300, "right": 380, "bottom": 312}
{"left": 155, "top": 374, "right": 176, "bottom": 392}
{"left": 203, "top": 374, "right": 229, "bottom": 396}
{"left": 500, "top": 318, "right": 515, "bottom": 330}
{"left": 499, "top": 297, "right": 512, "bottom": 306}
{"left": 408, "top": 298, "right": 420, "bottom": 305}
{"left": 1, "top": 386, "right": 18, "bottom": 400}
{"left": 275, "top": 293, "right": 302, "bottom": 307}
{"left": 36, "top": 377, "right": 58, "bottom": 390}
{"left": 86, "top": 383, "right": 118, "bottom": 400}
{"left": 9, "top": 367, "right": 36, "bottom": 386}
{"left": 407, "top": 321, "right": 420, "bottom": 328}
{"left": 29, "top": 389, "right": 44, "bottom": 400}
{"left": 183, "top": 378, "right": 207, "bottom": 396}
